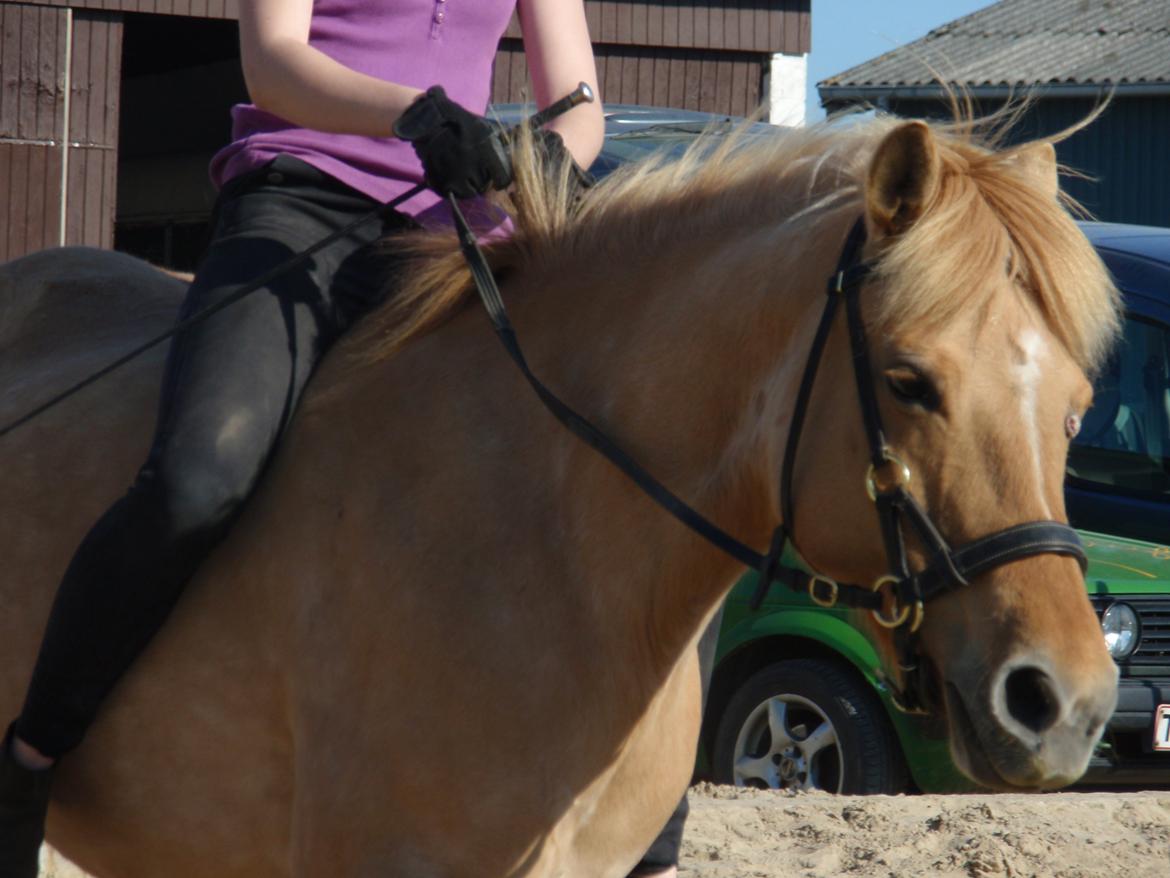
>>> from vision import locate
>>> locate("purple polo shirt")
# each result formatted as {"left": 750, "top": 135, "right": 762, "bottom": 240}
{"left": 209, "top": 0, "right": 516, "bottom": 222}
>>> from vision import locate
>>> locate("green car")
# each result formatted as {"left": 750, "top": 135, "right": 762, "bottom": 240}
{"left": 699, "top": 533, "right": 1170, "bottom": 793}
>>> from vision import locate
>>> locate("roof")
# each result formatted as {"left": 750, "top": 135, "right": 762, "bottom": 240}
{"left": 820, "top": 0, "right": 1170, "bottom": 98}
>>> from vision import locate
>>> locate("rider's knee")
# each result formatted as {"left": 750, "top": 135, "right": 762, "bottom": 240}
{"left": 135, "top": 442, "right": 265, "bottom": 541}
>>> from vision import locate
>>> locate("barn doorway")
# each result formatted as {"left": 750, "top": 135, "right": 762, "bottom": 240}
{"left": 115, "top": 13, "right": 245, "bottom": 270}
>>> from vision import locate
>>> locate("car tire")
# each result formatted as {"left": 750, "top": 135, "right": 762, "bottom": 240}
{"left": 712, "top": 658, "right": 908, "bottom": 794}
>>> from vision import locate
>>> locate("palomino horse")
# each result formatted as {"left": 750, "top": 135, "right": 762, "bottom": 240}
{"left": 1, "top": 114, "right": 1119, "bottom": 876}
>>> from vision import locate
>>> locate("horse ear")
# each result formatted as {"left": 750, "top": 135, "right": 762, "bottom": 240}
{"left": 865, "top": 120, "right": 940, "bottom": 237}
{"left": 1011, "top": 141, "right": 1059, "bottom": 199}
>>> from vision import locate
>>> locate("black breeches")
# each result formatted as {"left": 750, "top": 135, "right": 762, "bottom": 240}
{"left": 16, "top": 156, "right": 412, "bottom": 757}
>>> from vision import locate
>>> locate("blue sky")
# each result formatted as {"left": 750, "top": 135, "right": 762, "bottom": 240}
{"left": 806, "top": 0, "right": 994, "bottom": 120}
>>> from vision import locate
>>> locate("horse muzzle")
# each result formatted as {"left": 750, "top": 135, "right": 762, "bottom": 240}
{"left": 943, "top": 653, "right": 1119, "bottom": 790}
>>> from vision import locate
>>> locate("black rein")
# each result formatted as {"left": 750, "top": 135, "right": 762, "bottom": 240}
{"left": 451, "top": 203, "right": 1088, "bottom": 713}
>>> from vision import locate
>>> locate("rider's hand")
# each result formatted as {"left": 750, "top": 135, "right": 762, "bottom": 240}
{"left": 394, "top": 86, "right": 513, "bottom": 199}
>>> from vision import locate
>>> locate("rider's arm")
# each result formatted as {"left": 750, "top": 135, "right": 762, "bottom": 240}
{"left": 238, "top": 0, "right": 421, "bottom": 137}
{"left": 518, "top": 0, "right": 605, "bottom": 169}
{"left": 240, "top": 0, "right": 604, "bottom": 168}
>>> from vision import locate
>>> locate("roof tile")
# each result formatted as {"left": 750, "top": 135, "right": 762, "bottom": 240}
{"left": 821, "top": 0, "right": 1170, "bottom": 89}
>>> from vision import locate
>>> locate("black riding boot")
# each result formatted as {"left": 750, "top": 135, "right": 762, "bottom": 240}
{"left": 0, "top": 724, "right": 53, "bottom": 878}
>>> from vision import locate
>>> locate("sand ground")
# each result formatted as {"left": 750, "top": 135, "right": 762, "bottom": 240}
{"left": 40, "top": 782, "right": 1170, "bottom": 877}
{"left": 678, "top": 783, "right": 1170, "bottom": 878}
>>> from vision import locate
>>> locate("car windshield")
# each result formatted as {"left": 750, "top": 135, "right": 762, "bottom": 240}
{"left": 590, "top": 119, "right": 770, "bottom": 178}
{"left": 588, "top": 133, "right": 695, "bottom": 175}
{"left": 1069, "top": 314, "right": 1170, "bottom": 496}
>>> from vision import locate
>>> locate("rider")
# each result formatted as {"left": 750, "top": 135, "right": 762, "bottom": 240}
{"left": 0, "top": 2, "right": 694, "bottom": 876}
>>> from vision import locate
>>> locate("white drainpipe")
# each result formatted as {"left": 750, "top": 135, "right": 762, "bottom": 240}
{"left": 768, "top": 52, "right": 807, "bottom": 127}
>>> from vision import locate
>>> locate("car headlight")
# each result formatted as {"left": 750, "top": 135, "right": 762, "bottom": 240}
{"left": 1101, "top": 602, "right": 1139, "bottom": 659}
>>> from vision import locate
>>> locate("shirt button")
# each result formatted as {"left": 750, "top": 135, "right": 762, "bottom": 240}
{"left": 435, "top": 10, "right": 444, "bottom": 21}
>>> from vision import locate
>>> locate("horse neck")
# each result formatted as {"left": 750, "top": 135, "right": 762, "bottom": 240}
{"left": 503, "top": 202, "right": 855, "bottom": 674}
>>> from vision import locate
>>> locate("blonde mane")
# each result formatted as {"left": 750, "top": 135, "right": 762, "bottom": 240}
{"left": 359, "top": 109, "right": 1119, "bottom": 375}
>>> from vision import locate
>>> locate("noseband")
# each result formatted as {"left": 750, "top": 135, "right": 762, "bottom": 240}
{"left": 450, "top": 200, "right": 1087, "bottom": 717}
{"left": 753, "top": 218, "right": 1087, "bottom": 712}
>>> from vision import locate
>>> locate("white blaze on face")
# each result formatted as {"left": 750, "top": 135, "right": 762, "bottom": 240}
{"left": 1013, "top": 329, "right": 1051, "bottom": 517}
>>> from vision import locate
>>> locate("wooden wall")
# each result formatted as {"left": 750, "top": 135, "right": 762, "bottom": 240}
{"left": 495, "top": 41, "right": 762, "bottom": 115}
{"left": 1, "top": 4, "right": 63, "bottom": 259}
{"left": 65, "top": 11, "right": 121, "bottom": 249}
{"left": 11, "top": 0, "right": 809, "bottom": 110}
{"left": 11, "top": 0, "right": 805, "bottom": 48}
{"left": 496, "top": 0, "right": 807, "bottom": 109}
{"left": 581, "top": 1, "right": 807, "bottom": 55}
{"left": 0, "top": 4, "right": 120, "bottom": 260}
{"left": 15, "top": 0, "right": 237, "bottom": 18}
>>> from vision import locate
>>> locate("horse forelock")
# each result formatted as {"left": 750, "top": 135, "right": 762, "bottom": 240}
{"left": 871, "top": 126, "right": 1121, "bottom": 376}
{"left": 357, "top": 107, "right": 1119, "bottom": 377}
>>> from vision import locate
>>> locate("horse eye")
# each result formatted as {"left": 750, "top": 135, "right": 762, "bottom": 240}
{"left": 885, "top": 366, "right": 939, "bottom": 410}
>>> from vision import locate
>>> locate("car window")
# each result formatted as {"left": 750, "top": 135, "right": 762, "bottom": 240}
{"left": 588, "top": 135, "right": 695, "bottom": 177}
{"left": 1068, "top": 314, "right": 1170, "bottom": 495}
{"left": 589, "top": 120, "right": 774, "bottom": 179}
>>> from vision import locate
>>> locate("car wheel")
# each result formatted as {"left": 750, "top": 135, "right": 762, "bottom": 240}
{"left": 712, "top": 658, "right": 907, "bottom": 794}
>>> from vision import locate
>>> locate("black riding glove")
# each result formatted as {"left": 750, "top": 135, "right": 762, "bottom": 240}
{"left": 394, "top": 86, "right": 513, "bottom": 199}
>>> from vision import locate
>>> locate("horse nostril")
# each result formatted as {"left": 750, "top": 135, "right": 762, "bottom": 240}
{"left": 1004, "top": 666, "right": 1061, "bottom": 734}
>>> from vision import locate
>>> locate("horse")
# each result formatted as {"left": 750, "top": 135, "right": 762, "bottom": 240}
{"left": 0, "top": 111, "right": 1121, "bottom": 877}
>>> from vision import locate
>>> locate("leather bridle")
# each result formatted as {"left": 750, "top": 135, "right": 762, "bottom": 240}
{"left": 755, "top": 217, "right": 1088, "bottom": 712}
{"left": 451, "top": 202, "right": 1089, "bottom": 715}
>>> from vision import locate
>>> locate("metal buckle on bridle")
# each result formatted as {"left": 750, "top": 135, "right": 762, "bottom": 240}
{"left": 869, "top": 574, "right": 925, "bottom": 632}
{"left": 808, "top": 574, "right": 839, "bottom": 608}
{"left": 888, "top": 683, "right": 930, "bottom": 716}
{"left": 864, "top": 449, "right": 912, "bottom": 502}
{"left": 833, "top": 269, "right": 847, "bottom": 295}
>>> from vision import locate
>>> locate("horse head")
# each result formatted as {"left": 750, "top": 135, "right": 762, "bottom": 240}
{"left": 790, "top": 118, "right": 1120, "bottom": 790}
{"left": 373, "top": 111, "right": 1124, "bottom": 793}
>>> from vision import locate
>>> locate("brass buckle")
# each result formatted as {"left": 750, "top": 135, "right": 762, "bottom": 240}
{"left": 865, "top": 449, "right": 912, "bottom": 502}
{"left": 889, "top": 688, "right": 930, "bottom": 716}
{"left": 876, "top": 670, "right": 930, "bottom": 716}
{"left": 869, "top": 575, "right": 924, "bottom": 632}
{"left": 808, "top": 574, "right": 839, "bottom": 608}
